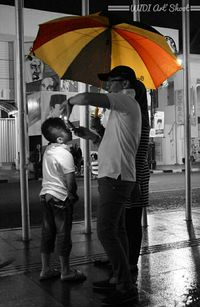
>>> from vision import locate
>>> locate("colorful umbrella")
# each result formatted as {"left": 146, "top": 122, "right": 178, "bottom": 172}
{"left": 32, "top": 12, "right": 182, "bottom": 89}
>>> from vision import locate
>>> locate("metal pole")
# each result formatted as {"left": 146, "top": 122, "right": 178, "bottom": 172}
{"left": 182, "top": 0, "right": 192, "bottom": 221}
{"left": 132, "top": 0, "right": 140, "bottom": 22}
{"left": 15, "top": 0, "right": 31, "bottom": 240}
{"left": 81, "top": 0, "right": 92, "bottom": 233}
{"left": 175, "top": 110, "right": 178, "bottom": 164}
{"left": 132, "top": 0, "right": 148, "bottom": 227}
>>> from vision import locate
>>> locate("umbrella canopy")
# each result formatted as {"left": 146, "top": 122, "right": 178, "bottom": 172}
{"left": 32, "top": 12, "right": 182, "bottom": 89}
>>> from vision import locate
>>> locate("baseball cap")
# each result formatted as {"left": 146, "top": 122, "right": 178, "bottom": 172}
{"left": 98, "top": 65, "right": 137, "bottom": 83}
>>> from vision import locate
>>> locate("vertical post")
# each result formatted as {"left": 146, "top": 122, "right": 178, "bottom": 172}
{"left": 14, "top": 114, "right": 19, "bottom": 169}
{"left": 132, "top": 0, "right": 140, "bottom": 22}
{"left": 182, "top": 0, "right": 192, "bottom": 221}
{"left": 132, "top": 0, "right": 148, "bottom": 227}
{"left": 15, "top": 0, "right": 30, "bottom": 240}
{"left": 174, "top": 105, "right": 178, "bottom": 164}
{"left": 81, "top": 0, "right": 92, "bottom": 234}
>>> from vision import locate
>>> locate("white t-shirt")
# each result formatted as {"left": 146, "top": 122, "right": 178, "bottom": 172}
{"left": 40, "top": 143, "right": 75, "bottom": 201}
{"left": 98, "top": 89, "right": 141, "bottom": 182}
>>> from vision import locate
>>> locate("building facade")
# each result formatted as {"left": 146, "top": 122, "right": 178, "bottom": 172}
{"left": 152, "top": 55, "right": 200, "bottom": 165}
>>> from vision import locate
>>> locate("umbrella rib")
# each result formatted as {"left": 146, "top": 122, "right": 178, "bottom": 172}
{"left": 70, "top": 28, "right": 106, "bottom": 39}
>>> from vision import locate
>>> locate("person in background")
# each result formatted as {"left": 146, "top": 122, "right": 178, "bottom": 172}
{"left": 39, "top": 117, "right": 86, "bottom": 282}
{"left": 70, "top": 143, "right": 82, "bottom": 175}
{"left": 125, "top": 80, "right": 150, "bottom": 280}
{"left": 41, "top": 76, "right": 59, "bottom": 91}
{"left": 61, "top": 66, "right": 141, "bottom": 306}
{"left": 25, "top": 55, "right": 44, "bottom": 83}
{"left": 91, "top": 152, "right": 98, "bottom": 179}
{"left": 46, "top": 94, "right": 67, "bottom": 119}
{"left": 32, "top": 143, "right": 42, "bottom": 180}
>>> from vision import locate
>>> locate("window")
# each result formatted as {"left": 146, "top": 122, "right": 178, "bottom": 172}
{"left": 197, "top": 84, "right": 200, "bottom": 104}
{"left": 167, "top": 81, "right": 175, "bottom": 105}
{"left": 0, "top": 41, "right": 14, "bottom": 100}
{"left": 151, "top": 89, "right": 158, "bottom": 108}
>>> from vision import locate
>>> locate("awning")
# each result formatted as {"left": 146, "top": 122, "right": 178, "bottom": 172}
{"left": 0, "top": 101, "right": 18, "bottom": 115}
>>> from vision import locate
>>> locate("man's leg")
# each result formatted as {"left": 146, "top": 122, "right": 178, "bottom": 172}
{"left": 97, "top": 177, "right": 133, "bottom": 290}
{"left": 41, "top": 253, "right": 51, "bottom": 272}
{"left": 118, "top": 206, "right": 129, "bottom": 260}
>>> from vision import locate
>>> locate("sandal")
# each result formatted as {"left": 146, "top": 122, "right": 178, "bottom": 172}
{"left": 61, "top": 269, "right": 86, "bottom": 282}
{"left": 39, "top": 269, "right": 60, "bottom": 281}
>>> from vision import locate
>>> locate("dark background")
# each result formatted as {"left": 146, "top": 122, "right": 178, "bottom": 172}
{"left": 0, "top": 0, "right": 200, "bottom": 53}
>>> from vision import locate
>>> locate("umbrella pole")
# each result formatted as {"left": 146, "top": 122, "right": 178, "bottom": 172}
{"left": 182, "top": 0, "right": 192, "bottom": 221}
{"left": 81, "top": 0, "right": 92, "bottom": 234}
{"left": 132, "top": 0, "right": 148, "bottom": 227}
{"left": 15, "top": 0, "right": 31, "bottom": 240}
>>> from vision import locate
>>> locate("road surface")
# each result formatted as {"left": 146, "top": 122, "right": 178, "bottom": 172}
{"left": 0, "top": 172, "right": 199, "bottom": 228}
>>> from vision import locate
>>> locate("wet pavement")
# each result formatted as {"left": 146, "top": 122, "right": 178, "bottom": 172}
{"left": 1, "top": 209, "right": 200, "bottom": 306}
{"left": 1, "top": 165, "right": 200, "bottom": 306}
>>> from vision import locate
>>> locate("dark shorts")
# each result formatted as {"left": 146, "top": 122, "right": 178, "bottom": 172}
{"left": 40, "top": 196, "right": 73, "bottom": 257}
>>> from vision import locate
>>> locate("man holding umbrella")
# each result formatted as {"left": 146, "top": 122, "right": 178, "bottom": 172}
{"left": 62, "top": 66, "right": 141, "bottom": 306}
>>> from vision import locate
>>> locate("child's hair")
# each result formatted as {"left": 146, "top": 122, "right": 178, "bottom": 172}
{"left": 41, "top": 117, "right": 70, "bottom": 143}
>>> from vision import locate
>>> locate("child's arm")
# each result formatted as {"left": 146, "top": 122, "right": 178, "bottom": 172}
{"left": 63, "top": 172, "right": 79, "bottom": 203}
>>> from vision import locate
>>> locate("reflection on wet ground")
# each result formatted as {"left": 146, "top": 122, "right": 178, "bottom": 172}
{"left": 1, "top": 209, "right": 200, "bottom": 306}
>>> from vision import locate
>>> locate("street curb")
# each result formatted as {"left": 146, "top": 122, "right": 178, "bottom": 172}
{"left": 0, "top": 179, "right": 8, "bottom": 183}
{"left": 150, "top": 168, "right": 200, "bottom": 174}
{"left": 0, "top": 178, "right": 35, "bottom": 184}
{"left": 0, "top": 168, "right": 200, "bottom": 183}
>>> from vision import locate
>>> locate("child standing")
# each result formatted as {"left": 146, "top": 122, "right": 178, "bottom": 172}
{"left": 39, "top": 117, "right": 86, "bottom": 282}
